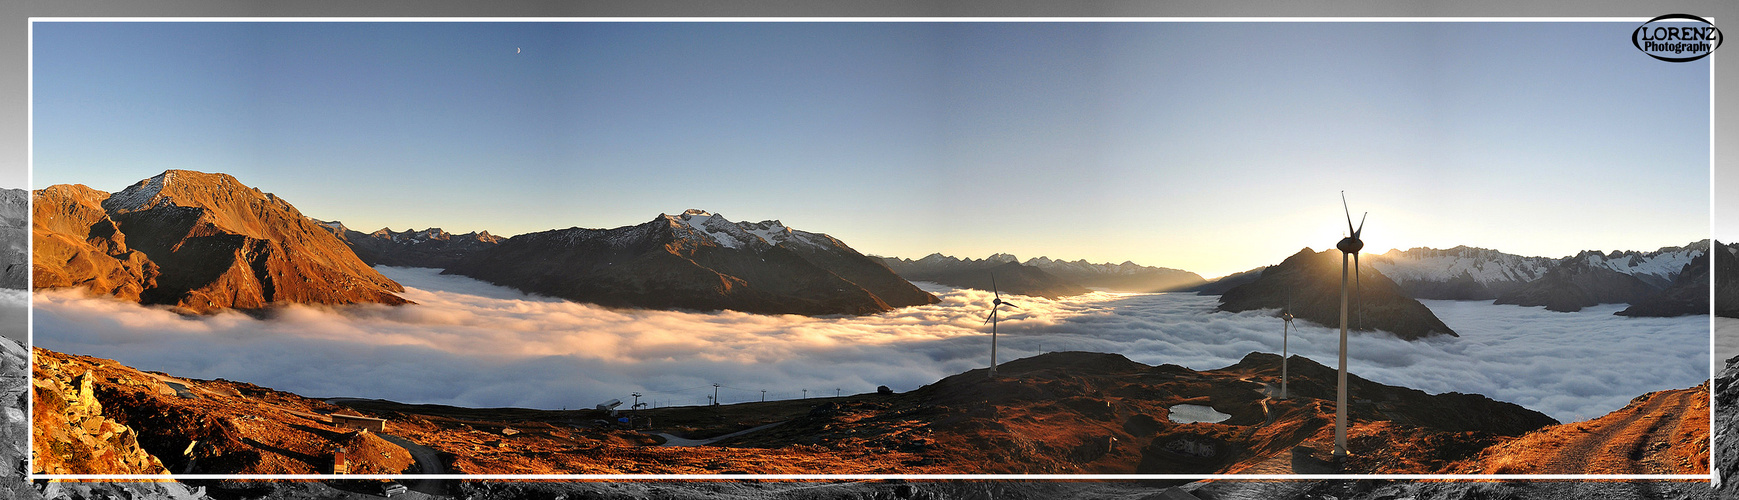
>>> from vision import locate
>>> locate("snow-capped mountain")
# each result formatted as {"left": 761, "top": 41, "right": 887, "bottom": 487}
{"left": 1368, "top": 242, "right": 1708, "bottom": 315}
{"left": 1367, "top": 243, "right": 1706, "bottom": 302}
{"left": 444, "top": 210, "right": 938, "bottom": 316}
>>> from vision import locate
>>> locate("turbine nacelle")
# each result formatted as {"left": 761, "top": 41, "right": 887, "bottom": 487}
{"left": 1336, "top": 236, "right": 1364, "bottom": 255}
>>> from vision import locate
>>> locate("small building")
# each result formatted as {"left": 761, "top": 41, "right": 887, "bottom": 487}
{"left": 331, "top": 409, "right": 387, "bottom": 433}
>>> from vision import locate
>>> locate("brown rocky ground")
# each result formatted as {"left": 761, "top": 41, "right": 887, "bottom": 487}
{"left": 11, "top": 345, "right": 1723, "bottom": 499}
{"left": 36, "top": 348, "right": 1667, "bottom": 477}
{"left": 1449, "top": 384, "right": 1708, "bottom": 475}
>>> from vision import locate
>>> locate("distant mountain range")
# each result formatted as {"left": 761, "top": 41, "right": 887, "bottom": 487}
{"left": 312, "top": 220, "right": 503, "bottom": 269}
{"left": 1368, "top": 242, "right": 1708, "bottom": 316}
{"left": 28, "top": 169, "right": 1708, "bottom": 321}
{"left": 32, "top": 171, "right": 408, "bottom": 313}
{"left": 878, "top": 253, "right": 1205, "bottom": 298}
{"left": 443, "top": 209, "right": 938, "bottom": 316}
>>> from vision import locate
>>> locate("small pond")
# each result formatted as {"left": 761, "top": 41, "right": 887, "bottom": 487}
{"left": 1167, "top": 404, "right": 1230, "bottom": 424}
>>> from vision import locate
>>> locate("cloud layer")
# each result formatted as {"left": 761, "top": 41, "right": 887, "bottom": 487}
{"left": 33, "top": 267, "right": 1708, "bottom": 422}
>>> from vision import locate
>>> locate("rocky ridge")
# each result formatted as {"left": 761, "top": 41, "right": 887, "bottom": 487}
{"left": 32, "top": 170, "right": 409, "bottom": 313}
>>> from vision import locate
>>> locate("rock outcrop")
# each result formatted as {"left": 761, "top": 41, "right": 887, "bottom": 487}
{"left": 1218, "top": 248, "right": 1456, "bottom": 340}
{"left": 33, "top": 170, "right": 409, "bottom": 313}
{"left": 31, "top": 351, "right": 169, "bottom": 475}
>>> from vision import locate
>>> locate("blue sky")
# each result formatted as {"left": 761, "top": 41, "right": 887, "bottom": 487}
{"left": 33, "top": 21, "right": 1709, "bottom": 279}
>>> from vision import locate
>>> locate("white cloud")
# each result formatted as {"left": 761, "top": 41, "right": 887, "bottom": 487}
{"left": 32, "top": 267, "right": 1707, "bottom": 422}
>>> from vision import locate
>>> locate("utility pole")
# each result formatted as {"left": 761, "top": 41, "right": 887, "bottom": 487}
{"left": 631, "top": 393, "right": 641, "bottom": 416}
{"left": 712, "top": 384, "right": 720, "bottom": 406}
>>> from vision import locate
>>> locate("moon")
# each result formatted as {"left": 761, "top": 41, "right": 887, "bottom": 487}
{"left": 516, "top": 47, "right": 521, "bottom": 54}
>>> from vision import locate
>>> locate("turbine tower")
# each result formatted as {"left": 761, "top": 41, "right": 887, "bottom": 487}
{"left": 1280, "top": 293, "right": 1295, "bottom": 400}
{"left": 1333, "top": 191, "right": 1366, "bottom": 459}
{"left": 984, "top": 273, "right": 1019, "bottom": 378}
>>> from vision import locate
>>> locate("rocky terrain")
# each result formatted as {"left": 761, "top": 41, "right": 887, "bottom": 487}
{"left": 18, "top": 346, "right": 1714, "bottom": 497}
{"left": 1718, "top": 356, "right": 1739, "bottom": 491}
{"left": 1717, "top": 241, "right": 1739, "bottom": 318}
{"left": 880, "top": 254, "right": 1089, "bottom": 299}
{"left": 32, "top": 171, "right": 409, "bottom": 313}
{"left": 0, "top": 189, "right": 23, "bottom": 290}
{"left": 30, "top": 348, "right": 1600, "bottom": 476}
{"left": 1218, "top": 248, "right": 1457, "bottom": 340}
{"left": 444, "top": 209, "right": 937, "bottom": 315}
{"left": 314, "top": 220, "right": 503, "bottom": 269}
{"left": 1451, "top": 384, "right": 1708, "bottom": 475}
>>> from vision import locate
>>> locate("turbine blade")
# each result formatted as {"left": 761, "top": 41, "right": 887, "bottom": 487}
{"left": 1342, "top": 191, "right": 1356, "bottom": 236}
{"left": 1356, "top": 212, "right": 1368, "bottom": 237}
{"left": 983, "top": 311, "right": 994, "bottom": 326}
{"left": 1004, "top": 302, "right": 1019, "bottom": 309}
{"left": 992, "top": 274, "right": 1000, "bottom": 298}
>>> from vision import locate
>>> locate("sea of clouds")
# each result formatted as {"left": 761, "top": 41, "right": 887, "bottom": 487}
{"left": 33, "top": 267, "right": 1708, "bottom": 422}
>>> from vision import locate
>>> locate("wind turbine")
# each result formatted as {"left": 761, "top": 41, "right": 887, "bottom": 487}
{"left": 1333, "top": 191, "right": 1366, "bottom": 459}
{"left": 1280, "top": 293, "right": 1295, "bottom": 400}
{"left": 984, "top": 273, "right": 1019, "bottom": 378}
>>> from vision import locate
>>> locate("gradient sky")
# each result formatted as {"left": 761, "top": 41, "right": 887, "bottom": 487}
{"left": 32, "top": 21, "right": 1709, "bottom": 279}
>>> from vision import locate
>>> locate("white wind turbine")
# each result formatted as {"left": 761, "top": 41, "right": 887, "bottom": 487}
{"left": 1332, "top": 191, "right": 1367, "bottom": 459}
{"left": 984, "top": 273, "right": 1018, "bottom": 378}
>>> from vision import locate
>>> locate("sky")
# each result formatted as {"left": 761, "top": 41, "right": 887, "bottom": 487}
{"left": 31, "top": 21, "right": 1710, "bottom": 279}
{"left": 34, "top": 268, "right": 1709, "bottom": 423}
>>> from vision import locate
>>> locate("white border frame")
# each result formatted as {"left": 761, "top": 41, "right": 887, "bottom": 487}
{"left": 24, "top": 16, "right": 1717, "bottom": 484}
